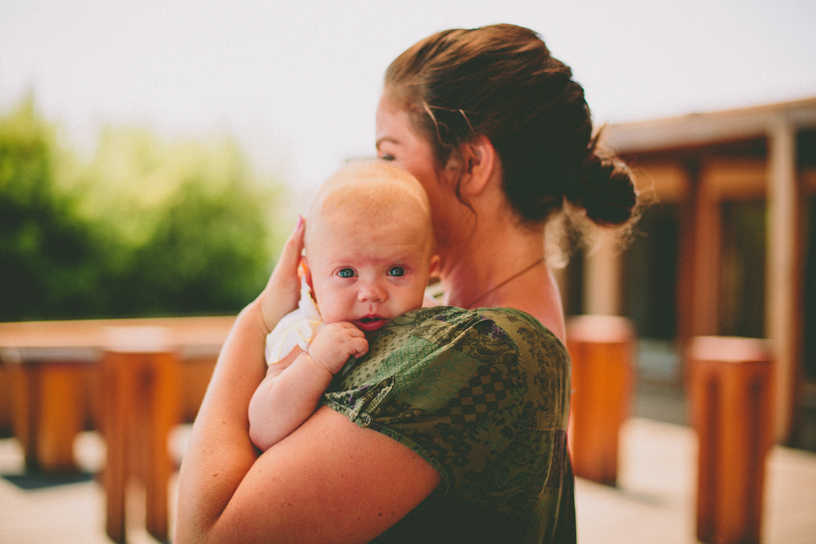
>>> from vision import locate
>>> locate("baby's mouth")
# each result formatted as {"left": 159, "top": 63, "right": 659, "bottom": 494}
{"left": 355, "top": 315, "right": 387, "bottom": 332}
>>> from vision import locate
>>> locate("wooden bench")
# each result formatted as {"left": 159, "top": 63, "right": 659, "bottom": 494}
{"left": 100, "top": 326, "right": 180, "bottom": 543}
{"left": 6, "top": 349, "right": 94, "bottom": 473}
{"left": 0, "top": 316, "right": 235, "bottom": 543}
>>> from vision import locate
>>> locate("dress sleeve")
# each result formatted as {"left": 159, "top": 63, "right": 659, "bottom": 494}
{"left": 322, "top": 306, "right": 572, "bottom": 505}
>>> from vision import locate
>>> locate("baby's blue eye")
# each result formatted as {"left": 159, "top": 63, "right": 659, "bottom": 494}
{"left": 388, "top": 266, "right": 405, "bottom": 277}
{"left": 338, "top": 268, "right": 355, "bottom": 278}
{"left": 378, "top": 153, "right": 395, "bottom": 162}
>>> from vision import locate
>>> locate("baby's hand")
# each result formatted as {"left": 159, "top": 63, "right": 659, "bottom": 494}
{"left": 308, "top": 322, "right": 368, "bottom": 375}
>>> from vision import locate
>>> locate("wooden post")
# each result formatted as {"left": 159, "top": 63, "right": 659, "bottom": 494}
{"left": 566, "top": 315, "right": 635, "bottom": 486}
{"left": 688, "top": 336, "right": 773, "bottom": 544}
{"left": 583, "top": 232, "right": 624, "bottom": 316}
{"left": 691, "top": 162, "right": 722, "bottom": 337}
{"left": 100, "top": 327, "right": 181, "bottom": 544}
{"left": 765, "top": 119, "right": 800, "bottom": 444}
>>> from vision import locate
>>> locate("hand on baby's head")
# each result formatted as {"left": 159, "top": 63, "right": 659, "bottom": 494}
{"left": 307, "top": 321, "right": 369, "bottom": 375}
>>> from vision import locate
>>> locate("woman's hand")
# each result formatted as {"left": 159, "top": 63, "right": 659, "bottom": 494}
{"left": 257, "top": 216, "right": 306, "bottom": 334}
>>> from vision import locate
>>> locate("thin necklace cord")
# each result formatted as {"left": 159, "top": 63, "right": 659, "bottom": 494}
{"left": 464, "top": 257, "right": 545, "bottom": 309}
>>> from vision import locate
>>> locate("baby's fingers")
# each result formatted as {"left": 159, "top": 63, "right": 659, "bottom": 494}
{"left": 334, "top": 322, "right": 367, "bottom": 357}
{"left": 349, "top": 336, "right": 369, "bottom": 359}
{"left": 332, "top": 327, "right": 368, "bottom": 359}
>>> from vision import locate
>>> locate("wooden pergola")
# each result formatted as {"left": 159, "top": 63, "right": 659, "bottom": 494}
{"left": 578, "top": 96, "right": 816, "bottom": 444}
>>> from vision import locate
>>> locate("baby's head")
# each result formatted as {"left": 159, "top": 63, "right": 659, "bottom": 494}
{"left": 303, "top": 161, "right": 437, "bottom": 334}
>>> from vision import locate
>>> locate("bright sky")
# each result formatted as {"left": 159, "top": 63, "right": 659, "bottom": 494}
{"left": 1, "top": 0, "right": 814, "bottom": 192}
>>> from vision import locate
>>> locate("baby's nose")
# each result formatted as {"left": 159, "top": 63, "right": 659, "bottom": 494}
{"left": 358, "top": 281, "right": 386, "bottom": 302}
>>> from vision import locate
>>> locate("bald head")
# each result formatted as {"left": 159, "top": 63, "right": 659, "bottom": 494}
{"left": 305, "top": 161, "right": 434, "bottom": 256}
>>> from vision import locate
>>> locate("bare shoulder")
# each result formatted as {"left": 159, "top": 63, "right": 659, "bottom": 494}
{"left": 209, "top": 406, "right": 441, "bottom": 543}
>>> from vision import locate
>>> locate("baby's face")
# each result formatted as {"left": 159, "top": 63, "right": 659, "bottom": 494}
{"left": 305, "top": 211, "right": 435, "bottom": 335}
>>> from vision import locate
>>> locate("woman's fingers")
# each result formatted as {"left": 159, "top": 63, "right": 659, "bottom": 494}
{"left": 258, "top": 216, "right": 306, "bottom": 333}
{"left": 277, "top": 215, "right": 306, "bottom": 278}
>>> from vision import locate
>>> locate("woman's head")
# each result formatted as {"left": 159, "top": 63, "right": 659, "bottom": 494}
{"left": 379, "top": 23, "right": 637, "bottom": 228}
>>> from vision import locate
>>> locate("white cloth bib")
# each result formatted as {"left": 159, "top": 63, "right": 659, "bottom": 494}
{"left": 264, "top": 272, "right": 325, "bottom": 365}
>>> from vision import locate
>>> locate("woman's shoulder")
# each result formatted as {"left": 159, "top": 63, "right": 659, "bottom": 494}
{"left": 475, "top": 306, "right": 568, "bottom": 357}
{"left": 349, "top": 305, "right": 569, "bottom": 385}
{"left": 390, "top": 305, "right": 566, "bottom": 355}
{"left": 331, "top": 305, "right": 568, "bottom": 393}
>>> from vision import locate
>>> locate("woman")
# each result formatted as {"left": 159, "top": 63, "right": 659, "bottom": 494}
{"left": 175, "top": 23, "right": 637, "bottom": 543}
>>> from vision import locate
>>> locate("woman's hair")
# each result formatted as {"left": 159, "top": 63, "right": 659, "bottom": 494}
{"left": 384, "top": 23, "right": 637, "bottom": 228}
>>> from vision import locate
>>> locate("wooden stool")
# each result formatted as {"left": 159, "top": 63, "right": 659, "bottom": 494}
{"left": 688, "top": 336, "right": 773, "bottom": 544}
{"left": 566, "top": 315, "right": 635, "bottom": 486}
{"left": 6, "top": 356, "right": 91, "bottom": 473}
{"left": 100, "top": 327, "right": 181, "bottom": 544}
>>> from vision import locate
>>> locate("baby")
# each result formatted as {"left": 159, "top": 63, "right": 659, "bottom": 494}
{"left": 248, "top": 161, "right": 438, "bottom": 451}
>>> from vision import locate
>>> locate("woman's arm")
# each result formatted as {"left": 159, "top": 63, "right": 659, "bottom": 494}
{"left": 175, "top": 221, "right": 441, "bottom": 543}
{"left": 177, "top": 334, "right": 440, "bottom": 543}
{"left": 174, "top": 299, "right": 273, "bottom": 541}
{"left": 196, "top": 406, "right": 440, "bottom": 543}
{"left": 175, "top": 220, "right": 305, "bottom": 540}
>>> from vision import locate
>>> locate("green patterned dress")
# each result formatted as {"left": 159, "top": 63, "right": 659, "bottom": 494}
{"left": 322, "top": 306, "right": 576, "bottom": 544}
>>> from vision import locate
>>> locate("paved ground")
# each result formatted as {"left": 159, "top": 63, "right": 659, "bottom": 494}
{"left": 1, "top": 416, "right": 815, "bottom": 544}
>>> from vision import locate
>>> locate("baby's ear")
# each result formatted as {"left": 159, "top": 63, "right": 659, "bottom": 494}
{"left": 300, "top": 256, "right": 313, "bottom": 289}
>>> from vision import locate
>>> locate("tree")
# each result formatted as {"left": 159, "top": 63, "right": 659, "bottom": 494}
{"left": 0, "top": 97, "right": 109, "bottom": 320}
{"left": 0, "top": 97, "right": 285, "bottom": 321}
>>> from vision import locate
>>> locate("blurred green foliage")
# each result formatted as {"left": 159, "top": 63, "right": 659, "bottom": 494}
{"left": 0, "top": 97, "right": 285, "bottom": 321}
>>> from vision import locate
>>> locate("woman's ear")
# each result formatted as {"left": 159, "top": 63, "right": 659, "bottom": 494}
{"left": 458, "top": 135, "right": 497, "bottom": 197}
{"left": 429, "top": 254, "right": 440, "bottom": 277}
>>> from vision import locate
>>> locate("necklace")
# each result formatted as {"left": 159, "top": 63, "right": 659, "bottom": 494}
{"left": 463, "top": 257, "right": 545, "bottom": 309}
